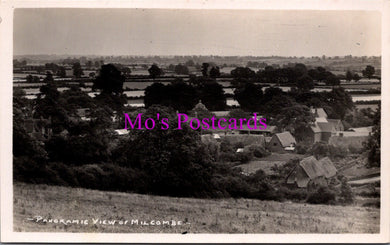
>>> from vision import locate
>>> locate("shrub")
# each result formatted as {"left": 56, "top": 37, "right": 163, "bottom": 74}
{"left": 245, "top": 144, "right": 270, "bottom": 158}
{"left": 235, "top": 151, "right": 253, "bottom": 163}
{"left": 295, "top": 141, "right": 311, "bottom": 154}
{"left": 278, "top": 186, "right": 307, "bottom": 201}
{"left": 338, "top": 179, "right": 354, "bottom": 204}
{"left": 307, "top": 186, "right": 336, "bottom": 204}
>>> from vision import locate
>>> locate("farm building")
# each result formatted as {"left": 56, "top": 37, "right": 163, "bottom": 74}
{"left": 267, "top": 132, "right": 296, "bottom": 152}
{"left": 310, "top": 107, "right": 328, "bottom": 119}
{"left": 286, "top": 156, "right": 337, "bottom": 188}
{"left": 327, "top": 119, "right": 344, "bottom": 132}
{"left": 309, "top": 121, "right": 336, "bottom": 143}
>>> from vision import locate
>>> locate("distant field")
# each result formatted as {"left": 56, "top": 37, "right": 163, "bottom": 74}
{"left": 14, "top": 183, "right": 379, "bottom": 233}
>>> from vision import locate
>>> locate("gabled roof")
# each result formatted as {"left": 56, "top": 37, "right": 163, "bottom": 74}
{"left": 275, "top": 131, "right": 296, "bottom": 147}
{"left": 318, "top": 157, "right": 337, "bottom": 178}
{"left": 327, "top": 118, "right": 342, "bottom": 124}
{"left": 315, "top": 117, "right": 328, "bottom": 123}
{"left": 317, "top": 122, "right": 335, "bottom": 133}
{"left": 311, "top": 108, "right": 328, "bottom": 118}
{"left": 299, "top": 156, "right": 325, "bottom": 179}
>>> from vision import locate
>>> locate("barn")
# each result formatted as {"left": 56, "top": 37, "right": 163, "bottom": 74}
{"left": 286, "top": 156, "right": 337, "bottom": 188}
{"left": 267, "top": 131, "right": 296, "bottom": 152}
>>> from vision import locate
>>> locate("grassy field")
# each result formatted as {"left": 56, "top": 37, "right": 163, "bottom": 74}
{"left": 13, "top": 183, "right": 379, "bottom": 233}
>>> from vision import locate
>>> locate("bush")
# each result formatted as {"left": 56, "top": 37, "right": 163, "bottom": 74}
{"left": 245, "top": 144, "right": 270, "bottom": 158}
{"left": 307, "top": 186, "right": 336, "bottom": 204}
{"left": 278, "top": 186, "right": 307, "bottom": 201}
{"left": 310, "top": 142, "right": 349, "bottom": 159}
{"left": 338, "top": 179, "right": 354, "bottom": 204}
{"left": 295, "top": 141, "right": 311, "bottom": 154}
{"left": 235, "top": 151, "right": 253, "bottom": 163}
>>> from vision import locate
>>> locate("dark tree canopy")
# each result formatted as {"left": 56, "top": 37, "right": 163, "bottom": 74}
{"left": 364, "top": 105, "right": 380, "bottom": 168}
{"left": 362, "top": 65, "right": 375, "bottom": 79}
{"left": 72, "top": 62, "right": 84, "bottom": 78}
{"left": 346, "top": 70, "right": 353, "bottom": 81}
{"left": 148, "top": 64, "right": 163, "bottom": 79}
{"left": 296, "top": 75, "right": 314, "bottom": 92}
{"left": 233, "top": 83, "right": 263, "bottom": 112}
{"left": 231, "top": 67, "right": 256, "bottom": 79}
{"left": 275, "top": 104, "right": 315, "bottom": 141}
{"left": 93, "top": 64, "right": 125, "bottom": 95}
{"left": 174, "top": 64, "right": 189, "bottom": 75}
{"left": 201, "top": 63, "right": 210, "bottom": 77}
{"left": 209, "top": 66, "right": 221, "bottom": 78}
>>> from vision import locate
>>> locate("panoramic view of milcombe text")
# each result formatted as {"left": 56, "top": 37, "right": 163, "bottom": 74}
{"left": 12, "top": 9, "right": 381, "bottom": 233}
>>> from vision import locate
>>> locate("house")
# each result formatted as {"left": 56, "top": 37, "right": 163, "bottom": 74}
{"left": 347, "top": 126, "right": 373, "bottom": 136}
{"left": 286, "top": 156, "right": 337, "bottom": 188}
{"left": 267, "top": 131, "right": 296, "bottom": 152}
{"left": 310, "top": 107, "right": 328, "bottom": 118}
{"left": 327, "top": 119, "right": 344, "bottom": 132}
{"left": 308, "top": 121, "right": 337, "bottom": 143}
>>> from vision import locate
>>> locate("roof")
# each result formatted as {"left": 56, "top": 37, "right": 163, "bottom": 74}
{"left": 114, "top": 129, "right": 129, "bottom": 135}
{"left": 317, "top": 122, "right": 335, "bottom": 133}
{"left": 193, "top": 100, "right": 208, "bottom": 111}
{"left": 275, "top": 131, "right": 296, "bottom": 147}
{"left": 212, "top": 111, "right": 230, "bottom": 117}
{"left": 315, "top": 117, "right": 328, "bottom": 123}
{"left": 349, "top": 126, "right": 373, "bottom": 134}
{"left": 327, "top": 119, "right": 342, "bottom": 124}
{"left": 311, "top": 108, "right": 328, "bottom": 118}
{"left": 337, "top": 131, "right": 371, "bottom": 137}
{"left": 299, "top": 156, "right": 325, "bottom": 179}
{"left": 318, "top": 157, "right": 337, "bottom": 178}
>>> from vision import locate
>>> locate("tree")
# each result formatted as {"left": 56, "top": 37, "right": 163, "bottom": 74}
{"left": 197, "top": 81, "right": 226, "bottom": 110}
{"left": 201, "top": 63, "right": 210, "bottom": 77}
{"left": 116, "top": 105, "right": 216, "bottom": 197}
{"left": 364, "top": 105, "right": 380, "bottom": 168}
{"left": 209, "top": 66, "right": 221, "bottom": 78}
{"left": 353, "top": 73, "right": 361, "bottom": 82}
{"left": 326, "top": 87, "right": 354, "bottom": 119}
{"left": 275, "top": 104, "right": 315, "bottom": 141}
{"left": 57, "top": 66, "right": 66, "bottom": 78}
{"left": 231, "top": 67, "right": 256, "bottom": 79}
{"left": 345, "top": 70, "right": 353, "bottom": 82}
{"left": 233, "top": 83, "right": 263, "bottom": 112}
{"left": 43, "top": 71, "right": 54, "bottom": 83}
{"left": 144, "top": 82, "right": 197, "bottom": 111}
{"left": 93, "top": 64, "right": 124, "bottom": 95}
{"left": 185, "top": 60, "right": 195, "bottom": 66}
{"left": 148, "top": 64, "right": 163, "bottom": 79}
{"left": 325, "top": 74, "right": 340, "bottom": 87}
{"left": 339, "top": 178, "right": 354, "bottom": 204}
{"left": 174, "top": 64, "right": 189, "bottom": 75}
{"left": 362, "top": 65, "right": 375, "bottom": 79}
{"left": 72, "top": 62, "right": 84, "bottom": 78}
{"left": 296, "top": 75, "right": 314, "bottom": 92}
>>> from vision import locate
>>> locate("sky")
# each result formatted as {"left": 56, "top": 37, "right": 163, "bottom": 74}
{"left": 13, "top": 8, "right": 381, "bottom": 57}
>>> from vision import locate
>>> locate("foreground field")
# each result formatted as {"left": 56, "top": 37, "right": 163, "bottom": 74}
{"left": 13, "top": 183, "right": 379, "bottom": 233}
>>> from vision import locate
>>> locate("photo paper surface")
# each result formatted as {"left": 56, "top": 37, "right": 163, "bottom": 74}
{"left": 1, "top": 0, "right": 389, "bottom": 243}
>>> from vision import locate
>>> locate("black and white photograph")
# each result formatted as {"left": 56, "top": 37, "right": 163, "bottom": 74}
{"left": 1, "top": 0, "right": 389, "bottom": 243}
